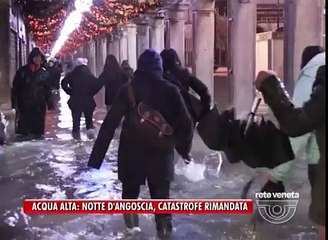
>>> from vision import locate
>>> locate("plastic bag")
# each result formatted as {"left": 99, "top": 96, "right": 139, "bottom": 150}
{"left": 175, "top": 158, "right": 206, "bottom": 182}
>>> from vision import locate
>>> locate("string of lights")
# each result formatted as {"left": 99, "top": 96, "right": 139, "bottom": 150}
{"left": 17, "top": 0, "right": 161, "bottom": 55}
{"left": 57, "top": 1, "right": 153, "bottom": 55}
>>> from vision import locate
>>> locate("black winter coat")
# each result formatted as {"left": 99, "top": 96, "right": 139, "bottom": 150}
{"left": 98, "top": 70, "right": 129, "bottom": 106}
{"left": 11, "top": 65, "right": 54, "bottom": 135}
{"left": 47, "top": 66, "right": 61, "bottom": 90}
{"left": 88, "top": 71, "right": 194, "bottom": 184}
{"left": 61, "top": 65, "right": 102, "bottom": 112}
{"left": 163, "top": 67, "right": 211, "bottom": 122}
{"left": 260, "top": 66, "right": 325, "bottom": 168}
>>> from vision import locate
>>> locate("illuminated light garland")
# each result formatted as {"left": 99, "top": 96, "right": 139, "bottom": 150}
{"left": 56, "top": 1, "right": 160, "bottom": 55}
{"left": 26, "top": 10, "right": 69, "bottom": 52}
{"left": 20, "top": 0, "right": 161, "bottom": 54}
{"left": 17, "top": 0, "right": 72, "bottom": 52}
{"left": 50, "top": 0, "right": 93, "bottom": 57}
{"left": 17, "top": 0, "right": 71, "bottom": 19}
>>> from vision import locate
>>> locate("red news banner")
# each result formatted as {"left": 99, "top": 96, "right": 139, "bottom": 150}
{"left": 23, "top": 199, "right": 253, "bottom": 215}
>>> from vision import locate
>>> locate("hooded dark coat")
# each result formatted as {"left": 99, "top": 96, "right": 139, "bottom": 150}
{"left": 88, "top": 49, "right": 193, "bottom": 185}
{"left": 11, "top": 48, "right": 54, "bottom": 136}
{"left": 61, "top": 65, "right": 102, "bottom": 112}
{"left": 98, "top": 59, "right": 129, "bottom": 107}
{"left": 161, "top": 49, "right": 211, "bottom": 122}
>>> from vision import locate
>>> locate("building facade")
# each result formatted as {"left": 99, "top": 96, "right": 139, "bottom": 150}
{"left": 0, "top": 0, "right": 33, "bottom": 107}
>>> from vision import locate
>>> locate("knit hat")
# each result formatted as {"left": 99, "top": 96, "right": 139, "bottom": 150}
{"left": 301, "top": 46, "right": 324, "bottom": 69}
{"left": 75, "top": 58, "right": 88, "bottom": 66}
{"left": 137, "top": 49, "right": 163, "bottom": 75}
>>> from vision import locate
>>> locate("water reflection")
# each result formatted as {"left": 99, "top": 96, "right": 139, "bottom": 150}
{"left": 0, "top": 90, "right": 318, "bottom": 239}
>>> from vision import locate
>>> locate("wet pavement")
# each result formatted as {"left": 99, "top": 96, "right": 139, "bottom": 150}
{"left": 0, "top": 90, "right": 319, "bottom": 240}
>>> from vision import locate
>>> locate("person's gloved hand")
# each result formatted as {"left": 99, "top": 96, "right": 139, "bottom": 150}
{"left": 254, "top": 70, "right": 277, "bottom": 90}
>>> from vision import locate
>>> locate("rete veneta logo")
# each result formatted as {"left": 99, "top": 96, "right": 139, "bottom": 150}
{"left": 255, "top": 191, "right": 300, "bottom": 224}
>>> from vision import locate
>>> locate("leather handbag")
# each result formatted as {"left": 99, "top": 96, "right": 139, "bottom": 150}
{"left": 126, "top": 83, "right": 174, "bottom": 152}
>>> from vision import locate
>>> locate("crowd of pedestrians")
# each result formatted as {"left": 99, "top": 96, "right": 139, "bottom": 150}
{"left": 2, "top": 45, "right": 325, "bottom": 240}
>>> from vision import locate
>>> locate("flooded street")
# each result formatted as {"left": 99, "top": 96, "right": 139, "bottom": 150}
{"left": 0, "top": 90, "right": 319, "bottom": 240}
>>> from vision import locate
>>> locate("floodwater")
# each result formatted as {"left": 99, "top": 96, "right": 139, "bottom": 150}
{"left": 0, "top": 90, "right": 319, "bottom": 240}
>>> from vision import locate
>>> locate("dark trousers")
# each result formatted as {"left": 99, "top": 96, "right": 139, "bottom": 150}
{"left": 71, "top": 109, "right": 94, "bottom": 133}
{"left": 308, "top": 164, "right": 317, "bottom": 190}
{"left": 16, "top": 108, "right": 46, "bottom": 136}
{"left": 122, "top": 180, "right": 172, "bottom": 231}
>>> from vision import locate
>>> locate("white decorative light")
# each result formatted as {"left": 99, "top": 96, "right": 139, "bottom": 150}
{"left": 50, "top": 0, "right": 93, "bottom": 58}
{"left": 75, "top": 0, "right": 93, "bottom": 13}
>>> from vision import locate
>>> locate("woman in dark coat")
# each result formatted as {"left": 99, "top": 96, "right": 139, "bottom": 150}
{"left": 61, "top": 58, "right": 102, "bottom": 140}
{"left": 98, "top": 55, "right": 129, "bottom": 112}
{"left": 261, "top": 46, "right": 324, "bottom": 196}
{"left": 88, "top": 49, "right": 193, "bottom": 239}
{"left": 11, "top": 48, "right": 54, "bottom": 139}
{"left": 47, "top": 60, "right": 61, "bottom": 91}
{"left": 255, "top": 66, "right": 325, "bottom": 240}
{"left": 160, "top": 48, "right": 211, "bottom": 123}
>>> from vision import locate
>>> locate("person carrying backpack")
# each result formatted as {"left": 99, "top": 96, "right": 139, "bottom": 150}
{"left": 87, "top": 49, "right": 194, "bottom": 239}
{"left": 161, "top": 48, "right": 211, "bottom": 123}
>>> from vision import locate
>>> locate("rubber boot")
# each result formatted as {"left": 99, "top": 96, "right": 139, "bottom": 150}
{"left": 72, "top": 131, "right": 81, "bottom": 140}
{"left": 86, "top": 128, "right": 96, "bottom": 140}
{"left": 123, "top": 214, "right": 139, "bottom": 229}
{"left": 156, "top": 217, "right": 173, "bottom": 239}
{"left": 31, "top": 134, "right": 44, "bottom": 140}
{"left": 308, "top": 164, "right": 317, "bottom": 190}
{"left": 253, "top": 180, "right": 286, "bottom": 224}
{"left": 260, "top": 180, "right": 285, "bottom": 198}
